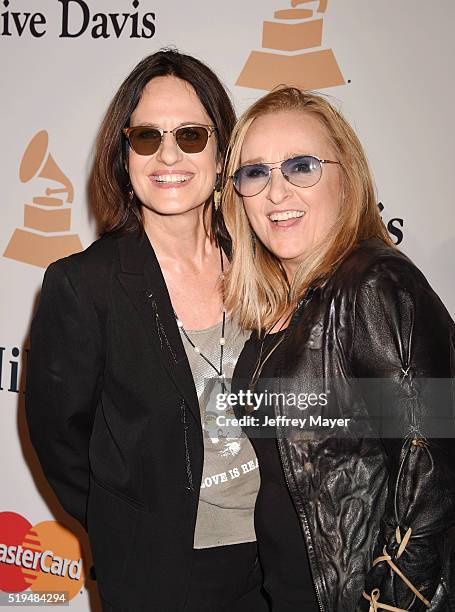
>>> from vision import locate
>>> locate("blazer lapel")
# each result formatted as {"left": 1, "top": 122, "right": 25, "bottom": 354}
{"left": 116, "top": 230, "right": 200, "bottom": 423}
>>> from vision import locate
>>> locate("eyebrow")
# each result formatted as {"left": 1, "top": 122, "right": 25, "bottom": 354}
{"left": 129, "top": 121, "right": 210, "bottom": 128}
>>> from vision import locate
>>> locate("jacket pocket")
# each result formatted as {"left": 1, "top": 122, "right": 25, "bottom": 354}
{"left": 90, "top": 474, "right": 148, "bottom": 512}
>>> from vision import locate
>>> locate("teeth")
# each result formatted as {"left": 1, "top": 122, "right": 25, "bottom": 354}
{"left": 154, "top": 174, "right": 192, "bottom": 183}
{"left": 269, "top": 210, "right": 305, "bottom": 222}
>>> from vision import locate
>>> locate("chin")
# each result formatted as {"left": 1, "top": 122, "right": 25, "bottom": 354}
{"left": 279, "top": 257, "right": 303, "bottom": 268}
{"left": 267, "top": 245, "right": 305, "bottom": 263}
{"left": 144, "top": 198, "right": 205, "bottom": 215}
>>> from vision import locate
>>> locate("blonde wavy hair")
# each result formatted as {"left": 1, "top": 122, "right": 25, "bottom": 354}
{"left": 222, "top": 87, "right": 393, "bottom": 332}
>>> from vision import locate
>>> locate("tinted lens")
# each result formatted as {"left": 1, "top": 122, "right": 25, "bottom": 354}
{"left": 281, "top": 155, "right": 321, "bottom": 188}
{"left": 175, "top": 126, "right": 209, "bottom": 153}
{"left": 128, "top": 127, "right": 162, "bottom": 155}
{"left": 233, "top": 164, "right": 270, "bottom": 197}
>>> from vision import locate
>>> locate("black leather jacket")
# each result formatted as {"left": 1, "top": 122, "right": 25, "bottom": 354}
{"left": 260, "top": 239, "right": 455, "bottom": 611}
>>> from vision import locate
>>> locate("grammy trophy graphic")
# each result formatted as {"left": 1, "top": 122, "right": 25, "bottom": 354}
{"left": 4, "top": 130, "right": 83, "bottom": 268}
{"left": 236, "top": 0, "right": 344, "bottom": 91}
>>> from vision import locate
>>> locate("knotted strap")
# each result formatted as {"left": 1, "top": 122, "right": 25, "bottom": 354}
{"left": 363, "top": 588, "right": 407, "bottom": 611}
{"left": 362, "top": 527, "right": 431, "bottom": 611}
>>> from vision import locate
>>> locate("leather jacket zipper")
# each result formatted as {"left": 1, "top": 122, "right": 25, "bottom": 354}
{"left": 273, "top": 289, "right": 326, "bottom": 611}
{"left": 276, "top": 435, "right": 326, "bottom": 612}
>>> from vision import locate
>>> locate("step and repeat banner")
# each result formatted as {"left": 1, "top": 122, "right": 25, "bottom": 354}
{"left": 1, "top": 0, "right": 454, "bottom": 608}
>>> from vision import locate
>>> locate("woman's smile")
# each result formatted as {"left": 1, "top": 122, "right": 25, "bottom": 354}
{"left": 267, "top": 209, "right": 306, "bottom": 229}
{"left": 149, "top": 170, "right": 195, "bottom": 188}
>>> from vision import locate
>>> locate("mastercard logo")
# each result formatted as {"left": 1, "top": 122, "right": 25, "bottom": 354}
{"left": 0, "top": 512, "right": 84, "bottom": 600}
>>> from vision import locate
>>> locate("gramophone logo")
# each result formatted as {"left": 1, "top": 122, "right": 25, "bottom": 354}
{"left": 236, "top": 0, "right": 345, "bottom": 91}
{"left": 3, "top": 130, "right": 83, "bottom": 268}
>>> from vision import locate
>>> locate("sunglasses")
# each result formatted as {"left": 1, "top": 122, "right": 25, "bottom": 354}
{"left": 123, "top": 124, "right": 217, "bottom": 156}
{"left": 232, "top": 155, "right": 341, "bottom": 197}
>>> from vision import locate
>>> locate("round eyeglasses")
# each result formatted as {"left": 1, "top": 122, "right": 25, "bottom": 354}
{"left": 123, "top": 124, "right": 217, "bottom": 156}
{"left": 231, "top": 155, "right": 341, "bottom": 197}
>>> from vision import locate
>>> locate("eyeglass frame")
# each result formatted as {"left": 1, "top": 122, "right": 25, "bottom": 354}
{"left": 231, "top": 155, "right": 342, "bottom": 197}
{"left": 123, "top": 123, "right": 217, "bottom": 156}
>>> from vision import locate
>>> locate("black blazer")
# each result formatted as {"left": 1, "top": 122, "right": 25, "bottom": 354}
{"left": 26, "top": 230, "right": 205, "bottom": 611}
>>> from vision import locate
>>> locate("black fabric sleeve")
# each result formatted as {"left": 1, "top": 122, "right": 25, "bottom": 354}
{"left": 351, "top": 264, "right": 455, "bottom": 610}
{"left": 25, "top": 259, "right": 104, "bottom": 528}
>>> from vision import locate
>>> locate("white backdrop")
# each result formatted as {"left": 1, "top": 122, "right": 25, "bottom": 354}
{"left": 1, "top": 1, "right": 454, "bottom": 608}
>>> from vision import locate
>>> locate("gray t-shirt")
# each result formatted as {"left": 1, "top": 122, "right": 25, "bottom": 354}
{"left": 180, "top": 317, "right": 260, "bottom": 549}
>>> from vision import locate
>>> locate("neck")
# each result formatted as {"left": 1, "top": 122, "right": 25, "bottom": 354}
{"left": 281, "top": 265, "right": 294, "bottom": 286}
{"left": 143, "top": 205, "right": 216, "bottom": 268}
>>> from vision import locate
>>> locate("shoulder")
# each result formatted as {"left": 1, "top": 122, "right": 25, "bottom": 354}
{"left": 47, "top": 233, "right": 118, "bottom": 278}
{"left": 337, "top": 242, "right": 455, "bottom": 378}
{"left": 42, "top": 232, "right": 125, "bottom": 311}
{"left": 338, "top": 239, "right": 453, "bottom": 340}
{"left": 333, "top": 239, "right": 424, "bottom": 291}
{"left": 328, "top": 238, "right": 443, "bottom": 309}
{"left": 321, "top": 238, "right": 454, "bottom": 347}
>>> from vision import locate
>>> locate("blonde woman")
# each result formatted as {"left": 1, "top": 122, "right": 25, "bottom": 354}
{"left": 223, "top": 87, "right": 455, "bottom": 611}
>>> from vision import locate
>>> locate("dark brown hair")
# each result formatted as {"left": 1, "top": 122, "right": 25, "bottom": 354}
{"left": 90, "top": 48, "right": 236, "bottom": 237}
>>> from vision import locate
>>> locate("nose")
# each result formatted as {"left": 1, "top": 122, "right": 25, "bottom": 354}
{"left": 155, "top": 132, "right": 183, "bottom": 165}
{"left": 266, "top": 167, "right": 292, "bottom": 206}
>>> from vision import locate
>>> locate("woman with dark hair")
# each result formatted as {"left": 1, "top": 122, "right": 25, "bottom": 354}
{"left": 223, "top": 87, "right": 455, "bottom": 611}
{"left": 26, "top": 49, "right": 267, "bottom": 612}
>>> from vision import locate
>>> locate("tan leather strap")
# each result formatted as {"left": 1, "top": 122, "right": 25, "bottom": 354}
{"left": 395, "top": 526, "right": 412, "bottom": 559}
{"left": 362, "top": 588, "right": 408, "bottom": 611}
{"left": 362, "top": 527, "right": 431, "bottom": 610}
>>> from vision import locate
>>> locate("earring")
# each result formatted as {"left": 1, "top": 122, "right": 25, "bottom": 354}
{"left": 126, "top": 182, "right": 134, "bottom": 207}
{"left": 213, "top": 173, "right": 222, "bottom": 210}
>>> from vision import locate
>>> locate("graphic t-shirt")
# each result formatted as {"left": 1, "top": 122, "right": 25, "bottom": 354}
{"left": 180, "top": 317, "right": 260, "bottom": 549}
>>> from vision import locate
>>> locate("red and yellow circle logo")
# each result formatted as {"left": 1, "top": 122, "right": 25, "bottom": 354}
{"left": 0, "top": 512, "right": 84, "bottom": 600}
